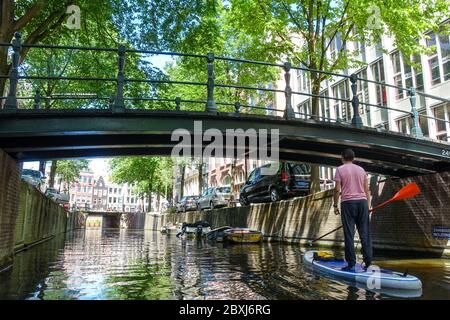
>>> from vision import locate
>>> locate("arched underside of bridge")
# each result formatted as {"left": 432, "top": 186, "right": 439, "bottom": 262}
{"left": 1, "top": 110, "right": 450, "bottom": 177}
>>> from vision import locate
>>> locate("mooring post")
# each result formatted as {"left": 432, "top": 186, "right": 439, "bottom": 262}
{"left": 205, "top": 52, "right": 217, "bottom": 113}
{"left": 113, "top": 45, "right": 126, "bottom": 113}
{"left": 33, "top": 89, "right": 41, "bottom": 110}
{"left": 283, "top": 62, "right": 295, "bottom": 119}
{"left": 175, "top": 96, "right": 181, "bottom": 111}
{"left": 350, "top": 74, "right": 363, "bottom": 128}
{"left": 4, "top": 32, "right": 22, "bottom": 110}
{"left": 409, "top": 87, "right": 423, "bottom": 138}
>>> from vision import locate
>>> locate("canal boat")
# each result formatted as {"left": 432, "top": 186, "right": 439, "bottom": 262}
{"left": 303, "top": 250, "right": 422, "bottom": 291}
{"left": 206, "top": 226, "right": 232, "bottom": 242}
{"left": 177, "top": 221, "right": 211, "bottom": 239}
{"left": 160, "top": 225, "right": 179, "bottom": 236}
{"left": 223, "top": 228, "right": 263, "bottom": 244}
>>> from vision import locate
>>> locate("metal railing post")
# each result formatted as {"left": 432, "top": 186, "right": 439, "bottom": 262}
{"left": 113, "top": 45, "right": 126, "bottom": 112}
{"left": 283, "top": 62, "right": 295, "bottom": 119}
{"left": 205, "top": 52, "right": 217, "bottom": 112}
{"left": 234, "top": 101, "right": 241, "bottom": 114}
{"left": 175, "top": 96, "right": 181, "bottom": 111}
{"left": 33, "top": 89, "right": 41, "bottom": 110}
{"left": 409, "top": 87, "right": 423, "bottom": 138}
{"left": 350, "top": 74, "right": 363, "bottom": 128}
{"left": 4, "top": 32, "right": 22, "bottom": 110}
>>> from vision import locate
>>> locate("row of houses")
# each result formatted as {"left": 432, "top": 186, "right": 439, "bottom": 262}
{"left": 50, "top": 170, "right": 156, "bottom": 212}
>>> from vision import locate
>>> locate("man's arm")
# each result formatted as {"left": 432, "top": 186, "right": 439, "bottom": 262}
{"left": 364, "top": 176, "right": 371, "bottom": 210}
{"left": 333, "top": 181, "right": 341, "bottom": 215}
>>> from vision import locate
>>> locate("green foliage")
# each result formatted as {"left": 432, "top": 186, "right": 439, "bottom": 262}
{"left": 108, "top": 156, "right": 173, "bottom": 199}
{"left": 55, "top": 159, "right": 90, "bottom": 186}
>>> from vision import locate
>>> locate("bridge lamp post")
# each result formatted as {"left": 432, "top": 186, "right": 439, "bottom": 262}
{"left": 350, "top": 74, "right": 363, "bottom": 129}
{"left": 4, "top": 32, "right": 22, "bottom": 111}
{"left": 283, "top": 62, "right": 295, "bottom": 119}
{"left": 33, "top": 89, "right": 41, "bottom": 110}
{"left": 409, "top": 87, "right": 423, "bottom": 139}
{"left": 205, "top": 52, "right": 217, "bottom": 113}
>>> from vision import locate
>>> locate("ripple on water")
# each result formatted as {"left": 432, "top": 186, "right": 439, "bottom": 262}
{"left": 0, "top": 229, "right": 448, "bottom": 300}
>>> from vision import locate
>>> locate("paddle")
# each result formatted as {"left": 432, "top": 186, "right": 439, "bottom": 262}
{"left": 307, "top": 182, "right": 421, "bottom": 246}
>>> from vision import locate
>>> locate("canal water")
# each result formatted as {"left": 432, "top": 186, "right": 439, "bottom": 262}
{"left": 0, "top": 229, "right": 449, "bottom": 300}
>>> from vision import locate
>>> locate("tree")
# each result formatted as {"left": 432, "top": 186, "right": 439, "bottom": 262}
{"left": 109, "top": 157, "right": 173, "bottom": 212}
{"left": 229, "top": 0, "right": 449, "bottom": 192}
{"left": 1, "top": 1, "right": 108, "bottom": 96}
{"left": 55, "top": 159, "right": 90, "bottom": 192}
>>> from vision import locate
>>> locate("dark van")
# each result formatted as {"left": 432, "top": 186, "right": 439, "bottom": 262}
{"left": 239, "top": 162, "right": 310, "bottom": 205}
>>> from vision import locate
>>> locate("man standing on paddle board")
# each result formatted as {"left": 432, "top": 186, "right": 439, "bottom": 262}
{"left": 333, "top": 148, "right": 372, "bottom": 271}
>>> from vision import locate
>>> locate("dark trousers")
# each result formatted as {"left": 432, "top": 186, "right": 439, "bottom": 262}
{"left": 341, "top": 199, "right": 372, "bottom": 267}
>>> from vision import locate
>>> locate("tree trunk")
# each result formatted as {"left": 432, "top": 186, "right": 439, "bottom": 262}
{"left": 39, "top": 161, "right": 46, "bottom": 174}
{"left": 309, "top": 73, "right": 323, "bottom": 194}
{"left": 49, "top": 160, "right": 57, "bottom": 188}
{"left": 197, "top": 161, "right": 203, "bottom": 195}
{"left": 147, "top": 181, "right": 153, "bottom": 212}
{"left": 180, "top": 165, "right": 185, "bottom": 198}
{"left": 230, "top": 159, "right": 237, "bottom": 202}
{"left": 156, "top": 183, "right": 161, "bottom": 212}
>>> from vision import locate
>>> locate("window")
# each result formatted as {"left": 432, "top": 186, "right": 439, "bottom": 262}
{"left": 419, "top": 110, "right": 429, "bottom": 137}
{"left": 332, "top": 80, "right": 351, "bottom": 122}
{"left": 396, "top": 117, "right": 412, "bottom": 134}
{"left": 391, "top": 52, "right": 404, "bottom": 100}
{"left": 434, "top": 104, "right": 449, "bottom": 141}
{"left": 297, "top": 68, "right": 310, "bottom": 93}
{"left": 356, "top": 69, "right": 369, "bottom": 114}
{"left": 319, "top": 90, "right": 330, "bottom": 121}
{"left": 297, "top": 100, "right": 311, "bottom": 119}
{"left": 439, "top": 31, "right": 450, "bottom": 81}
{"left": 375, "top": 39, "right": 383, "bottom": 57}
{"left": 329, "top": 34, "right": 342, "bottom": 60}
{"left": 427, "top": 33, "right": 441, "bottom": 85}
{"left": 371, "top": 60, "right": 387, "bottom": 107}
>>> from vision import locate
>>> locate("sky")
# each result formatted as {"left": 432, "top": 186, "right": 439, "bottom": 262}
{"left": 23, "top": 158, "right": 109, "bottom": 178}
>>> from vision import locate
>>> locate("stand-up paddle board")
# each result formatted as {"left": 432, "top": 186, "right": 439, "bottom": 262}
{"left": 303, "top": 251, "right": 422, "bottom": 291}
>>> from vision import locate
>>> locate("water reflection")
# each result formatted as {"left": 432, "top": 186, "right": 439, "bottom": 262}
{"left": 0, "top": 229, "right": 448, "bottom": 300}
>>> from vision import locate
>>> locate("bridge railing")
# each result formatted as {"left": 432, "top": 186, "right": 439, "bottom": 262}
{"left": 1, "top": 32, "right": 450, "bottom": 141}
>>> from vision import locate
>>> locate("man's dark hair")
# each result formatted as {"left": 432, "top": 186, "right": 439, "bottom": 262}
{"left": 341, "top": 148, "right": 355, "bottom": 162}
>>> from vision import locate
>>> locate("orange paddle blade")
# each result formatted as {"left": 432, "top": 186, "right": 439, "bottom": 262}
{"left": 371, "top": 182, "right": 421, "bottom": 212}
{"left": 391, "top": 182, "right": 421, "bottom": 201}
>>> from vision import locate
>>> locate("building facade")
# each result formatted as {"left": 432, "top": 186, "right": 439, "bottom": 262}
{"left": 92, "top": 176, "right": 108, "bottom": 211}
{"left": 70, "top": 171, "right": 95, "bottom": 209}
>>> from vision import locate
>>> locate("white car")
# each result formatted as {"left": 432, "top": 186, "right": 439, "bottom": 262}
{"left": 197, "top": 186, "right": 232, "bottom": 211}
{"left": 21, "top": 169, "right": 45, "bottom": 189}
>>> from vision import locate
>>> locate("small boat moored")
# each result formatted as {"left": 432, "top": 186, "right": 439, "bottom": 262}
{"left": 303, "top": 250, "right": 422, "bottom": 292}
{"left": 160, "top": 225, "right": 179, "bottom": 236}
{"left": 177, "top": 220, "right": 211, "bottom": 239}
{"left": 206, "top": 226, "right": 232, "bottom": 242}
{"left": 223, "top": 228, "right": 263, "bottom": 244}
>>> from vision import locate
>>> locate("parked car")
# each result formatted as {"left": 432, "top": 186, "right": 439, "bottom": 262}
{"left": 45, "top": 187, "right": 60, "bottom": 200}
{"left": 176, "top": 196, "right": 199, "bottom": 213}
{"left": 239, "top": 162, "right": 310, "bottom": 206}
{"left": 21, "top": 169, "right": 46, "bottom": 189}
{"left": 197, "top": 186, "right": 232, "bottom": 211}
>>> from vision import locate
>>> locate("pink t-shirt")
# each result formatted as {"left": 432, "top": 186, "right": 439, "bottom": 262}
{"left": 334, "top": 163, "right": 367, "bottom": 202}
